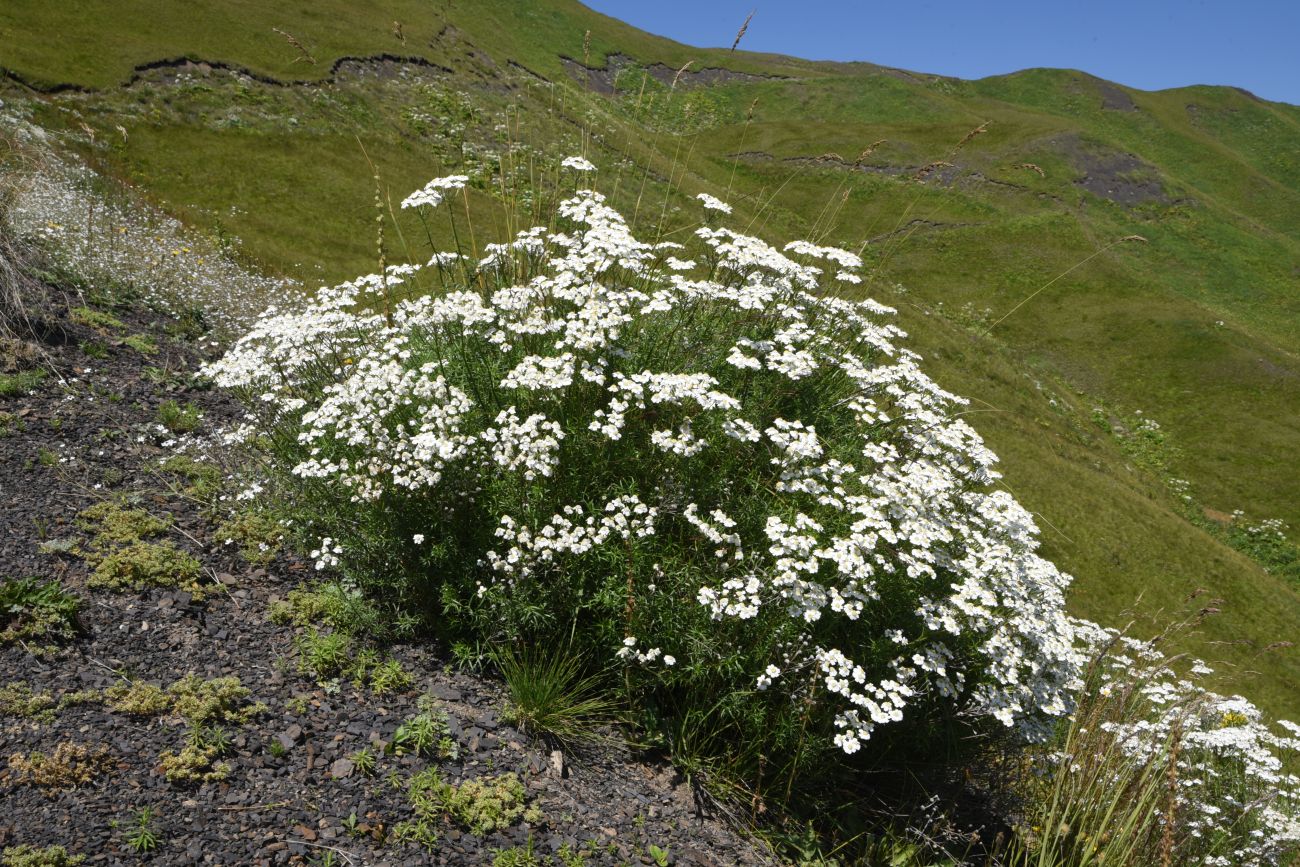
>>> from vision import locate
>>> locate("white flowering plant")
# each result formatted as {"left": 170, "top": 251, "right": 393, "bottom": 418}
{"left": 205, "top": 168, "right": 1083, "bottom": 790}
{"left": 1018, "top": 620, "right": 1300, "bottom": 866}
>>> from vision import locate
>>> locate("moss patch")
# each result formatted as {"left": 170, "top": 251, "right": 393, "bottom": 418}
{"left": 87, "top": 540, "right": 201, "bottom": 592}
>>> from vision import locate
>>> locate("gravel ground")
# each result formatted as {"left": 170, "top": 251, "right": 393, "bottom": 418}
{"left": 0, "top": 290, "right": 770, "bottom": 866}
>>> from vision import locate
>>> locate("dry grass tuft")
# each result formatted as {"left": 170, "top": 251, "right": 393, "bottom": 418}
{"left": 272, "top": 27, "right": 316, "bottom": 65}
{"left": 854, "top": 140, "right": 888, "bottom": 164}
{"left": 670, "top": 60, "right": 694, "bottom": 91}
{"left": 731, "top": 9, "right": 755, "bottom": 52}
{"left": 7, "top": 743, "right": 115, "bottom": 789}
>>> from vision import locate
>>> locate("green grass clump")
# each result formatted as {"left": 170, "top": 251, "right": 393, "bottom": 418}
{"left": 214, "top": 510, "right": 282, "bottom": 564}
{"left": 0, "top": 577, "right": 80, "bottom": 645}
{"left": 69, "top": 306, "right": 125, "bottom": 333}
{"left": 268, "top": 580, "right": 407, "bottom": 637}
{"left": 294, "top": 626, "right": 354, "bottom": 681}
{"left": 492, "top": 840, "right": 546, "bottom": 867}
{"left": 122, "top": 807, "right": 160, "bottom": 854}
{"left": 497, "top": 645, "right": 613, "bottom": 746}
{"left": 158, "top": 454, "right": 222, "bottom": 499}
{"left": 368, "top": 658, "right": 414, "bottom": 695}
{"left": 1, "top": 845, "right": 86, "bottom": 867}
{"left": 87, "top": 540, "right": 201, "bottom": 592}
{"left": 156, "top": 399, "right": 200, "bottom": 434}
{"left": 0, "top": 369, "right": 46, "bottom": 397}
{"left": 122, "top": 333, "right": 158, "bottom": 355}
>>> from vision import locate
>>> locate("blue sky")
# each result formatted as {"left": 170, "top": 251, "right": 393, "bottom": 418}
{"left": 583, "top": 1, "right": 1299, "bottom": 105}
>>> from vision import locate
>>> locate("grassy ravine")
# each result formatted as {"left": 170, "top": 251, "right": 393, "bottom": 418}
{"left": 3, "top": 0, "right": 1299, "bottom": 730}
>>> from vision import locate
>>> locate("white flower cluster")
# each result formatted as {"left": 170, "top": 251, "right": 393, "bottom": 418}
{"left": 561, "top": 156, "right": 597, "bottom": 173}
{"left": 696, "top": 192, "right": 732, "bottom": 214}
{"left": 206, "top": 166, "right": 1082, "bottom": 753}
{"left": 1070, "top": 620, "right": 1300, "bottom": 865}
{"left": 401, "top": 174, "right": 469, "bottom": 209}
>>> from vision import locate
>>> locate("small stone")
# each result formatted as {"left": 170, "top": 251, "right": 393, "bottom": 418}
{"left": 330, "top": 757, "right": 355, "bottom": 779}
{"left": 291, "top": 824, "right": 317, "bottom": 842}
{"left": 549, "top": 749, "right": 567, "bottom": 778}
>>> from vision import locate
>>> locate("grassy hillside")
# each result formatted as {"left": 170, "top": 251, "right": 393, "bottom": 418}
{"left": 3, "top": 0, "right": 1299, "bottom": 717}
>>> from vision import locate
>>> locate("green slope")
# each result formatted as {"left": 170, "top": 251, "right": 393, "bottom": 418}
{"left": 3, "top": 0, "right": 1298, "bottom": 716}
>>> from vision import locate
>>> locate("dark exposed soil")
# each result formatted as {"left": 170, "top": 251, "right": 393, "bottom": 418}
{"left": 1041, "top": 133, "right": 1174, "bottom": 206}
{"left": 0, "top": 285, "right": 769, "bottom": 864}
{"left": 1094, "top": 80, "right": 1137, "bottom": 112}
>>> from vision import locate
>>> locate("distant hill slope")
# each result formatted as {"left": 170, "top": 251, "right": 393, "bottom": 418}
{"left": 3, "top": 0, "right": 1299, "bottom": 716}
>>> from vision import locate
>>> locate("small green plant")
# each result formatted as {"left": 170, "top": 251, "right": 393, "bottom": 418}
{"left": 0, "top": 369, "right": 46, "bottom": 397}
{"left": 156, "top": 399, "right": 200, "bottom": 434}
{"left": 214, "top": 510, "right": 283, "bottom": 564}
{"left": 267, "top": 738, "right": 288, "bottom": 759}
{"left": 146, "top": 676, "right": 265, "bottom": 783}
{"left": 394, "top": 768, "right": 541, "bottom": 847}
{"left": 87, "top": 541, "right": 201, "bottom": 592}
{"left": 296, "top": 627, "right": 354, "bottom": 680}
{"left": 168, "top": 675, "right": 266, "bottom": 726}
{"left": 122, "top": 333, "right": 158, "bottom": 355}
{"left": 269, "top": 580, "right": 407, "bottom": 639}
{"left": 158, "top": 454, "right": 222, "bottom": 499}
{"left": 0, "top": 682, "right": 57, "bottom": 721}
{"left": 7, "top": 742, "right": 115, "bottom": 789}
{"left": 493, "top": 838, "right": 545, "bottom": 867}
{"left": 368, "top": 659, "right": 413, "bottom": 695}
{"left": 647, "top": 844, "right": 670, "bottom": 867}
{"left": 391, "top": 696, "right": 457, "bottom": 760}
{"left": 0, "top": 577, "right": 80, "bottom": 645}
{"left": 78, "top": 500, "right": 171, "bottom": 545}
{"left": 124, "top": 807, "right": 160, "bottom": 854}
{"left": 556, "top": 843, "right": 588, "bottom": 867}
{"left": 78, "top": 341, "right": 109, "bottom": 359}
{"left": 0, "top": 844, "right": 86, "bottom": 867}
{"left": 349, "top": 745, "right": 377, "bottom": 776}
{"left": 70, "top": 306, "right": 125, "bottom": 333}
{"left": 35, "top": 447, "right": 58, "bottom": 467}
{"left": 104, "top": 680, "right": 170, "bottom": 715}
{"left": 159, "top": 740, "right": 229, "bottom": 784}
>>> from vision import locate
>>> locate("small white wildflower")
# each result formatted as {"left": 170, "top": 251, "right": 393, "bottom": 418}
{"left": 696, "top": 193, "right": 732, "bottom": 214}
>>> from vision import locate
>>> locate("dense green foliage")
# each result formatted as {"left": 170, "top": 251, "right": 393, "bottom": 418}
{"left": 3, "top": 0, "right": 1297, "bottom": 720}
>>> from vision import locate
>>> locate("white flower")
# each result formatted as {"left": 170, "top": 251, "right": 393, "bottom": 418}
{"left": 696, "top": 193, "right": 732, "bottom": 214}
{"left": 561, "top": 155, "right": 597, "bottom": 172}
{"left": 400, "top": 175, "right": 470, "bottom": 209}
{"left": 413, "top": 534, "right": 426, "bottom": 544}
